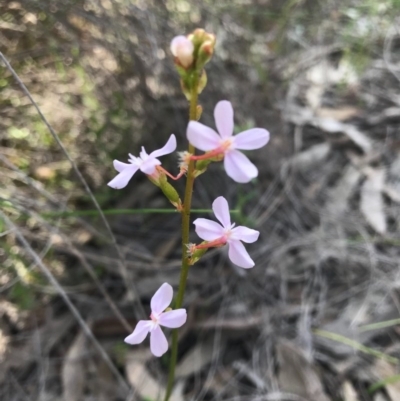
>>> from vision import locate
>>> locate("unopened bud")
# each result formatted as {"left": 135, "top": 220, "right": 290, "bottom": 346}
{"left": 170, "top": 35, "right": 194, "bottom": 68}
{"left": 159, "top": 178, "right": 182, "bottom": 209}
{"left": 197, "top": 36, "right": 216, "bottom": 68}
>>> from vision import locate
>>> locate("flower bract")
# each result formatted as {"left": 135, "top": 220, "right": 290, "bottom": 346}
{"left": 187, "top": 101, "right": 270, "bottom": 183}
{"left": 124, "top": 283, "right": 187, "bottom": 357}
{"left": 108, "top": 134, "right": 177, "bottom": 189}
{"left": 193, "top": 196, "right": 259, "bottom": 268}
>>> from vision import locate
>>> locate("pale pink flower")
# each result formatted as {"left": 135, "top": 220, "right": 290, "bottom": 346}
{"left": 187, "top": 101, "right": 270, "bottom": 183}
{"left": 193, "top": 196, "right": 259, "bottom": 268}
{"left": 107, "top": 134, "right": 176, "bottom": 189}
{"left": 124, "top": 283, "right": 186, "bottom": 357}
{"left": 170, "top": 35, "right": 194, "bottom": 68}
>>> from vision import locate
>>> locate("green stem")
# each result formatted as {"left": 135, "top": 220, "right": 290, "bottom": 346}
{"left": 164, "top": 76, "right": 199, "bottom": 401}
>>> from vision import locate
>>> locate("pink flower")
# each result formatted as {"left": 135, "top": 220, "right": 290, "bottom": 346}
{"left": 193, "top": 196, "right": 259, "bottom": 268}
{"left": 124, "top": 283, "right": 187, "bottom": 357}
{"left": 170, "top": 36, "right": 194, "bottom": 68}
{"left": 187, "top": 101, "right": 270, "bottom": 183}
{"left": 107, "top": 134, "right": 177, "bottom": 189}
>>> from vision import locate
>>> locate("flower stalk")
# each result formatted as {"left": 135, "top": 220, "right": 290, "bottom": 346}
{"left": 163, "top": 74, "right": 199, "bottom": 401}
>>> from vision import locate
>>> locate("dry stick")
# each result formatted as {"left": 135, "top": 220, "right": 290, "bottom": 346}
{"left": 0, "top": 211, "right": 130, "bottom": 394}
{"left": 0, "top": 52, "right": 145, "bottom": 320}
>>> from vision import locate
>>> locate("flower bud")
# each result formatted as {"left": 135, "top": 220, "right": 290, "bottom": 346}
{"left": 158, "top": 174, "right": 182, "bottom": 209}
{"left": 197, "top": 35, "right": 216, "bottom": 68}
{"left": 170, "top": 35, "right": 194, "bottom": 69}
{"left": 187, "top": 29, "right": 216, "bottom": 69}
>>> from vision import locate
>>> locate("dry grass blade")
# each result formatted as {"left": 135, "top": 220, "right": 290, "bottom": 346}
{"left": 314, "top": 329, "right": 398, "bottom": 364}
{"left": 360, "top": 168, "right": 387, "bottom": 234}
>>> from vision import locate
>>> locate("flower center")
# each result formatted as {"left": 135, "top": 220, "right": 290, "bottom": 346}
{"left": 129, "top": 147, "right": 157, "bottom": 168}
{"left": 150, "top": 312, "right": 158, "bottom": 321}
{"left": 149, "top": 312, "right": 160, "bottom": 329}
{"left": 223, "top": 223, "right": 236, "bottom": 239}
{"left": 220, "top": 138, "right": 234, "bottom": 152}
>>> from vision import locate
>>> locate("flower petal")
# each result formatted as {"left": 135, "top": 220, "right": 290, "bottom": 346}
{"left": 107, "top": 165, "right": 139, "bottom": 189}
{"left": 231, "top": 226, "right": 259, "bottom": 243}
{"left": 193, "top": 218, "right": 224, "bottom": 241}
{"left": 228, "top": 240, "right": 255, "bottom": 269}
{"left": 187, "top": 121, "right": 221, "bottom": 151}
{"left": 150, "top": 325, "right": 168, "bottom": 357}
{"left": 224, "top": 150, "right": 258, "bottom": 183}
{"left": 151, "top": 283, "right": 173, "bottom": 315}
{"left": 233, "top": 128, "right": 270, "bottom": 150}
{"left": 159, "top": 309, "right": 187, "bottom": 328}
{"left": 139, "top": 157, "right": 161, "bottom": 175}
{"left": 150, "top": 134, "right": 177, "bottom": 158}
{"left": 124, "top": 320, "right": 152, "bottom": 344}
{"left": 170, "top": 36, "right": 194, "bottom": 68}
{"left": 170, "top": 36, "right": 193, "bottom": 56}
{"left": 113, "top": 160, "right": 132, "bottom": 173}
{"left": 214, "top": 100, "right": 234, "bottom": 139}
{"left": 212, "top": 196, "right": 231, "bottom": 228}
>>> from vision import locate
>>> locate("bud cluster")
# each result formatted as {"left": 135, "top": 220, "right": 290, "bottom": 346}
{"left": 170, "top": 29, "right": 216, "bottom": 101}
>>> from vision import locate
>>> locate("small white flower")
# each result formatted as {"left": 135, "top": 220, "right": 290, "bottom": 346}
{"left": 124, "top": 283, "right": 187, "bottom": 357}
{"left": 108, "top": 134, "right": 176, "bottom": 189}
{"left": 193, "top": 196, "right": 260, "bottom": 268}
{"left": 187, "top": 101, "right": 270, "bottom": 183}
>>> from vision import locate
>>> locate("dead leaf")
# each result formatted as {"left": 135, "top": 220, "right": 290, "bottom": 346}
{"left": 62, "top": 331, "right": 86, "bottom": 401}
{"left": 343, "top": 381, "right": 359, "bottom": 401}
{"left": 360, "top": 168, "right": 387, "bottom": 234}
{"left": 315, "top": 118, "right": 373, "bottom": 153}
{"left": 374, "top": 394, "right": 390, "bottom": 401}
{"left": 125, "top": 350, "right": 183, "bottom": 401}
{"left": 374, "top": 359, "right": 400, "bottom": 401}
{"left": 383, "top": 185, "right": 400, "bottom": 203}
{"left": 277, "top": 340, "right": 330, "bottom": 401}
{"left": 176, "top": 340, "right": 215, "bottom": 378}
{"left": 318, "top": 107, "right": 360, "bottom": 121}
{"left": 281, "top": 143, "right": 331, "bottom": 178}
{"left": 326, "top": 165, "right": 361, "bottom": 215}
